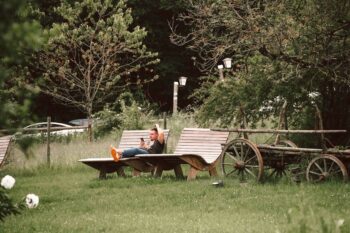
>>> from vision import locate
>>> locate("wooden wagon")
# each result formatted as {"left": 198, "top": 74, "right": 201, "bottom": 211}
{"left": 214, "top": 103, "right": 349, "bottom": 182}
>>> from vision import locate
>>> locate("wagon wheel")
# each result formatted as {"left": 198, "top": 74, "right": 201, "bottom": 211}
{"left": 265, "top": 140, "right": 298, "bottom": 179}
{"left": 221, "top": 138, "right": 264, "bottom": 181}
{"left": 306, "top": 154, "right": 348, "bottom": 182}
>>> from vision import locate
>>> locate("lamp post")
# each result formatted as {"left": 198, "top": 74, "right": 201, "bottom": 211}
{"left": 173, "top": 76, "right": 187, "bottom": 115}
{"left": 217, "top": 64, "right": 224, "bottom": 81}
{"left": 217, "top": 58, "right": 232, "bottom": 81}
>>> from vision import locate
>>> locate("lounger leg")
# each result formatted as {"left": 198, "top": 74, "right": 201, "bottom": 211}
{"left": 174, "top": 165, "right": 184, "bottom": 179}
{"left": 153, "top": 164, "right": 164, "bottom": 178}
{"left": 209, "top": 167, "right": 218, "bottom": 177}
{"left": 132, "top": 168, "right": 141, "bottom": 177}
{"left": 116, "top": 167, "right": 126, "bottom": 177}
{"left": 99, "top": 170, "right": 107, "bottom": 179}
{"left": 187, "top": 166, "right": 199, "bottom": 181}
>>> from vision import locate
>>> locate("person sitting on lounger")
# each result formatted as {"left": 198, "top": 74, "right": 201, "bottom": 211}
{"left": 110, "top": 124, "right": 164, "bottom": 161}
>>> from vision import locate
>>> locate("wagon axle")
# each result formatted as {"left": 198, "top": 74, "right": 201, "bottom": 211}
{"left": 234, "top": 161, "right": 245, "bottom": 169}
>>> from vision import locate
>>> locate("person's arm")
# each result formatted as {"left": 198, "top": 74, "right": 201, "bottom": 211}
{"left": 155, "top": 124, "right": 164, "bottom": 144}
{"left": 139, "top": 139, "right": 149, "bottom": 149}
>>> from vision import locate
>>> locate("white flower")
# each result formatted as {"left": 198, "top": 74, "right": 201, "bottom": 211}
{"left": 336, "top": 219, "right": 345, "bottom": 227}
{"left": 26, "top": 194, "right": 39, "bottom": 209}
{"left": 1, "top": 175, "right": 16, "bottom": 190}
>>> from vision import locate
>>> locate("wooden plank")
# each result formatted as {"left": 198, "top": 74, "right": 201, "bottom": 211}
{"left": 179, "top": 136, "right": 228, "bottom": 140}
{"left": 212, "top": 128, "right": 347, "bottom": 134}
{"left": 176, "top": 146, "right": 222, "bottom": 149}
{"left": 0, "top": 136, "right": 12, "bottom": 167}
{"left": 257, "top": 144, "right": 323, "bottom": 153}
{"left": 175, "top": 150, "right": 221, "bottom": 154}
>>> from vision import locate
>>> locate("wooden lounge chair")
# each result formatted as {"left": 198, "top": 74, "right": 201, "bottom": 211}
{"left": 0, "top": 135, "right": 13, "bottom": 168}
{"left": 136, "top": 128, "right": 229, "bottom": 180}
{"left": 79, "top": 130, "right": 169, "bottom": 179}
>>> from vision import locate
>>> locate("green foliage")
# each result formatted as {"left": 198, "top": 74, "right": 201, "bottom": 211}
{"left": 284, "top": 198, "right": 346, "bottom": 233}
{"left": 172, "top": 0, "right": 350, "bottom": 143}
{"left": 93, "top": 106, "right": 121, "bottom": 138}
{"left": 117, "top": 100, "right": 153, "bottom": 130}
{"left": 14, "top": 136, "right": 41, "bottom": 159}
{"left": 93, "top": 92, "right": 155, "bottom": 138}
{"left": 36, "top": 0, "right": 160, "bottom": 119}
{"left": 0, "top": 188, "right": 23, "bottom": 222}
{"left": 127, "top": 0, "right": 198, "bottom": 109}
{"left": 0, "top": 0, "right": 45, "bottom": 129}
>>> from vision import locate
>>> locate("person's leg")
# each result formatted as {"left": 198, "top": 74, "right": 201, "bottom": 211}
{"left": 110, "top": 145, "right": 122, "bottom": 161}
{"left": 122, "top": 148, "right": 148, "bottom": 158}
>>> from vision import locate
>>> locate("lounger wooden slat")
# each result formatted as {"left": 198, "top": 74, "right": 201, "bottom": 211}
{"left": 137, "top": 128, "right": 229, "bottom": 180}
{"left": 0, "top": 136, "right": 12, "bottom": 167}
{"left": 79, "top": 130, "right": 169, "bottom": 179}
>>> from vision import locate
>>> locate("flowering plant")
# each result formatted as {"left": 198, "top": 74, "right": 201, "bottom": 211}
{"left": 0, "top": 174, "right": 39, "bottom": 222}
{"left": 0, "top": 175, "right": 23, "bottom": 222}
{"left": 1, "top": 175, "right": 16, "bottom": 190}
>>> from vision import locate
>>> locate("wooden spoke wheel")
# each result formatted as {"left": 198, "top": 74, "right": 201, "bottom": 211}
{"left": 265, "top": 140, "right": 298, "bottom": 179}
{"left": 306, "top": 155, "right": 348, "bottom": 182}
{"left": 221, "top": 138, "right": 264, "bottom": 181}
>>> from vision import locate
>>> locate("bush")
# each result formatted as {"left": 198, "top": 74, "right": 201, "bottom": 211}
{"left": 0, "top": 175, "right": 24, "bottom": 222}
{"left": 93, "top": 100, "right": 154, "bottom": 138}
{"left": 0, "top": 189, "right": 22, "bottom": 222}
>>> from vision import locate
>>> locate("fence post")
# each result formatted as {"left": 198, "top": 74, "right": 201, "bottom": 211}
{"left": 88, "top": 119, "right": 92, "bottom": 143}
{"left": 47, "top": 116, "right": 51, "bottom": 167}
{"left": 163, "top": 112, "right": 167, "bottom": 129}
{"left": 163, "top": 112, "right": 167, "bottom": 153}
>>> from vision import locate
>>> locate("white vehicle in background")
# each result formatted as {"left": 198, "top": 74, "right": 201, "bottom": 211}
{"left": 69, "top": 118, "right": 90, "bottom": 126}
{"left": 23, "top": 122, "right": 85, "bottom": 136}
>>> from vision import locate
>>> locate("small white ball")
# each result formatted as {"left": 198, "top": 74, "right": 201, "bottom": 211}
{"left": 26, "top": 193, "right": 39, "bottom": 209}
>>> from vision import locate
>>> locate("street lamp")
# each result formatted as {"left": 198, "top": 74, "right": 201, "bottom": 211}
{"left": 217, "top": 58, "right": 232, "bottom": 81}
{"left": 173, "top": 76, "right": 188, "bottom": 115}
{"left": 223, "top": 58, "right": 232, "bottom": 69}
{"left": 179, "top": 76, "right": 187, "bottom": 87}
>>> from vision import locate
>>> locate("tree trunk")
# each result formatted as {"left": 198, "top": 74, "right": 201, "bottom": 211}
{"left": 321, "top": 82, "right": 350, "bottom": 145}
{"left": 87, "top": 104, "right": 93, "bottom": 142}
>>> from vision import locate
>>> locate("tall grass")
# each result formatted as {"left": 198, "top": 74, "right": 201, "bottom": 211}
{"left": 6, "top": 113, "right": 197, "bottom": 170}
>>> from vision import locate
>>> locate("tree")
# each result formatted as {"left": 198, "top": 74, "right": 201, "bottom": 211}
{"left": 171, "top": 0, "right": 350, "bottom": 142}
{"left": 127, "top": 0, "right": 200, "bottom": 110}
{"left": 0, "top": 0, "right": 45, "bottom": 129}
{"left": 36, "top": 0, "right": 159, "bottom": 123}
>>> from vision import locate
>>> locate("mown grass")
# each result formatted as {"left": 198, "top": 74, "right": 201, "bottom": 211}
{"left": 2, "top": 114, "right": 350, "bottom": 232}
{"left": 1, "top": 166, "right": 350, "bottom": 233}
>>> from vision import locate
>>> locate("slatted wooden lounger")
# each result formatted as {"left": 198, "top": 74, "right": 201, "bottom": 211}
{"left": 0, "top": 135, "right": 13, "bottom": 168}
{"left": 79, "top": 130, "right": 169, "bottom": 179}
{"left": 136, "top": 128, "right": 229, "bottom": 180}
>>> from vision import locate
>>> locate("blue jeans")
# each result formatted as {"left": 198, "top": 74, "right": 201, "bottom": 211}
{"left": 122, "top": 148, "right": 149, "bottom": 158}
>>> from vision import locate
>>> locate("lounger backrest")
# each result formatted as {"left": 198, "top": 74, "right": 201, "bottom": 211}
{"left": 118, "top": 130, "right": 170, "bottom": 152}
{"left": 174, "top": 128, "right": 229, "bottom": 164}
{"left": 0, "top": 136, "right": 12, "bottom": 167}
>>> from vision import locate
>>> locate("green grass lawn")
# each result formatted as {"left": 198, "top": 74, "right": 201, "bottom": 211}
{"left": 1, "top": 165, "right": 350, "bottom": 233}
